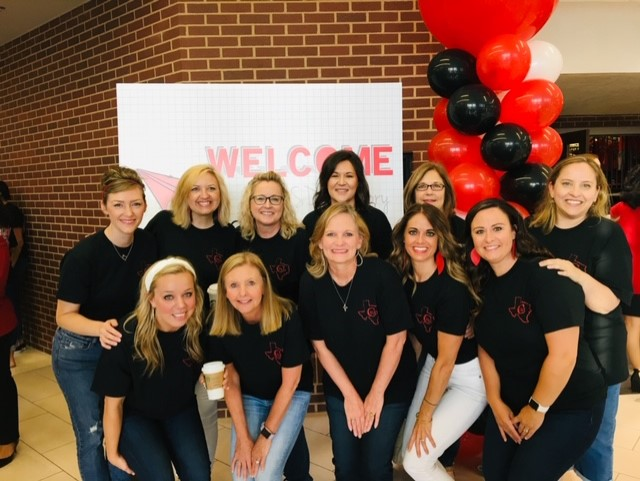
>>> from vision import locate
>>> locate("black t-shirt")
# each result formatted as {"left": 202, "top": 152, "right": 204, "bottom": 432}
{"left": 92, "top": 320, "right": 201, "bottom": 419}
{"left": 145, "top": 210, "right": 240, "bottom": 295}
{"left": 57, "top": 229, "right": 158, "bottom": 322}
{"left": 475, "top": 258, "right": 605, "bottom": 413}
{"left": 208, "top": 310, "right": 313, "bottom": 400}
{"left": 303, "top": 205, "right": 393, "bottom": 259}
{"left": 0, "top": 202, "right": 25, "bottom": 252}
{"left": 238, "top": 228, "right": 309, "bottom": 303}
{"left": 405, "top": 268, "right": 477, "bottom": 364}
{"left": 298, "top": 257, "right": 416, "bottom": 403}
{"left": 529, "top": 217, "right": 633, "bottom": 384}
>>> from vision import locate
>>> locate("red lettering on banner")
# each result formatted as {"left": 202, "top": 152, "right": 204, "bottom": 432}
{"left": 206, "top": 147, "right": 239, "bottom": 176}
{"left": 288, "top": 146, "right": 312, "bottom": 177}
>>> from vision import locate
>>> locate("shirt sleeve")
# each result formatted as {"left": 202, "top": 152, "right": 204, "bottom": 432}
{"left": 532, "top": 266, "right": 586, "bottom": 333}
{"left": 592, "top": 221, "right": 633, "bottom": 305}
{"left": 376, "top": 260, "right": 413, "bottom": 335}
{"left": 57, "top": 244, "right": 92, "bottom": 305}
{"left": 91, "top": 335, "right": 132, "bottom": 398}
{"left": 436, "top": 274, "right": 473, "bottom": 336}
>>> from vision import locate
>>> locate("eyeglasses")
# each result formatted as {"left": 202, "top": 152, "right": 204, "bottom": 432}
{"left": 416, "top": 182, "right": 445, "bottom": 192}
{"left": 251, "top": 195, "right": 284, "bottom": 205}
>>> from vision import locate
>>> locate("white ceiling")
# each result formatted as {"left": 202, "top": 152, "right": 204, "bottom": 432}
{"left": 1, "top": 0, "right": 638, "bottom": 117}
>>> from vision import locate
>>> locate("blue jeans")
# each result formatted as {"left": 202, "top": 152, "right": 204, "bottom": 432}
{"left": 483, "top": 399, "right": 605, "bottom": 481}
{"left": 574, "top": 383, "right": 620, "bottom": 481}
{"left": 51, "top": 328, "right": 129, "bottom": 481}
{"left": 118, "top": 403, "right": 210, "bottom": 481}
{"left": 230, "top": 391, "right": 311, "bottom": 481}
{"left": 326, "top": 395, "right": 409, "bottom": 481}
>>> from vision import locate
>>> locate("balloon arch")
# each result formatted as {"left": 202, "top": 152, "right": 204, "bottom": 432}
{"left": 420, "top": 0, "right": 563, "bottom": 216}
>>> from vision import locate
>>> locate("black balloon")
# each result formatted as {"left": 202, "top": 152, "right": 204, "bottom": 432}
{"left": 481, "top": 123, "right": 532, "bottom": 171}
{"left": 427, "top": 49, "right": 479, "bottom": 98}
{"left": 447, "top": 84, "right": 501, "bottom": 136}
{"left": 500, "top": 163, "right": 552, "bottom": 213}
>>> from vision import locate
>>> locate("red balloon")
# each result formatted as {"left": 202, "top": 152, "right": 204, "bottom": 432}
{"left": 418, "top": 0, "right": 559, "bottom": 56}
{"left": 528, "top": 127, "right": 563, "bottom": 167}
{"left": 477, "top": 34, "right": 531, "bottom": 91}
{"left": 434, "top": 98, "right": 452, "bottom": 131}
{"left": 500, "top": 80, "right": 564, "bottom": 131}
{"left": 428, "top": 129, "right": 484, "bottom": 171}
{"left": 449, "top": 162, "right": 500, "bottom": 212}
{"left": 507, "top": 201, "right": 530, "bottom": 219}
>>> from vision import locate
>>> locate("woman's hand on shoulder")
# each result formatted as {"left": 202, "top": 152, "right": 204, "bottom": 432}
{"left": 99, "top": 319, "right": 122, "bottom": 350}
{"left": 539, "top": 258, "right": 584, "bottom": 285}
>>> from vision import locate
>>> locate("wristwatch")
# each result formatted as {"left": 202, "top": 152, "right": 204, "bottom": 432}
{"left": 260, "top": 422, "right": 275, "bottom": 440}
{"left": 528, "top": 397, "right": 550, "bottom": 413}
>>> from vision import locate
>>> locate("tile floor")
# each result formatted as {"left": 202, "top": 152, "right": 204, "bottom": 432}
{"left": 2, "top": 348, "right": 640, "bottom": 481}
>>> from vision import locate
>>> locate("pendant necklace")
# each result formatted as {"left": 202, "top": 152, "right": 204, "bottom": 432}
{"left": 330, "top": 274, "right": 355, "bottom": 312}
{"left": 111, "top": 238, "right": 134, "bottom": 261}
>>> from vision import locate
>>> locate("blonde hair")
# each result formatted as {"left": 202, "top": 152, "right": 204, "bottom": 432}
{"left": 530, "top": 155, "right": 610, "bottom": 234}
{"left": 124, "top": 257, "right": 204, "bottom": 376}
{"left": 307, "top": 203, "right": 371, "bottom": 279}
{"left": 101, "top": 166, "right": 146, "bottom": 204}
{"left": 210, "top": 252, "right": 293, "bottom": 336}
{"left": 238, "top": 171, "right": 301, "bottom": 241}
{"left": 171, "top": 164, "right": 231, "bottom": 229}
{"left": 403, "top": 162, "right": 457, "bottom": 217}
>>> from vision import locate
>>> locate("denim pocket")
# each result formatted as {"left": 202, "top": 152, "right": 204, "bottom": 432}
{"left": 55, "top": 328, "right": 97, "bottom": 351}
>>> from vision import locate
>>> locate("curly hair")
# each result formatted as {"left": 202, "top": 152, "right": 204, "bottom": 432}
{"left": 238, "top": 171, "right": 301, "bottom": 240}
{"left": 529, "top": 155, "right": 611, "bottom": 234}
{"left": 124, "top": 257, "right": 204, "bottom": 376}
{"left": 307, "top": 203, "right": 371, "bottom": 279}
{"left": 312, "top": 150, "right": 370, "bottom": 211}
{"left": 171, "top": 164, "right": 231, "bottom": 229}
{"left": 402, "top": 162, "right": 457, "bottom": 217}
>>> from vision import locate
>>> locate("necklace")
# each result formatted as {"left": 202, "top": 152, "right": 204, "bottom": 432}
{"left": 111, "top": 238, "right": 134, "bottom": 261}
{"left": 330, "top": 275, "right": 355, "bottom": 312}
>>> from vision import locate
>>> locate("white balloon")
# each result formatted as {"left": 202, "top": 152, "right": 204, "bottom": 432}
{"left": 525, "top": 40, "right": 563, "bottom": 82}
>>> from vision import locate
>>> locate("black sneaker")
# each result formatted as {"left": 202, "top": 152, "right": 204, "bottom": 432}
{"left": 631, "top": 369, "right": 640, "bottom": 393}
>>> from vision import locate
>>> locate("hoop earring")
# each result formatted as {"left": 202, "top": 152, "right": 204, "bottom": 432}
{"left": 356, "top": 250, "right": 364, "bottom": 267}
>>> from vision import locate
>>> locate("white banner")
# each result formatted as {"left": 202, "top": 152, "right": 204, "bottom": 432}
{"left": 117, "top": 83, "right": 404, "bottom": 225}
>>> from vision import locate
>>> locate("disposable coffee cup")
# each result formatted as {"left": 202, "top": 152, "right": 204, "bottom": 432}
{"left": 207, "top": 283, "right": 218, "bottom": 309}
{"left": 202, "top": 361, "right": 224, "bottom": 401}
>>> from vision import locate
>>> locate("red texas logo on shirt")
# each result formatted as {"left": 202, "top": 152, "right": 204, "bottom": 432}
{"left": 415, "top": 306, "right": 435, "bottom": 333}
{"left": 508, "top": 296, "right": 533, "bottom": 324}
{"left": 358, "top": 300, "right": 380, "bottom": 326}
{"left": 206, "top": 249, "right": 225, "bottom": 268}
{"left": 270, "top": 258, "right": 291, "bottom": 280}
{"left": 265, "top": 342, "right": 284, "bottom": 365}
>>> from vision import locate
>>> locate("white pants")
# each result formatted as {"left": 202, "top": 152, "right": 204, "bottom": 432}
{"left": 195, "top": 379, "right": 219, "bottom": 464}
{"left": 402, "top": 355, "right": 487, "bottom": 481}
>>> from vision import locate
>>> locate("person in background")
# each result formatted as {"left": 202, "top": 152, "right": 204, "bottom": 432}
{"left": 611, "top": 164, "right": 640, "bottom": 393}
{"left": 0, "top": 215, "right": 19, "bottom": 468}
{"left": 299, "top": 203, "right": 416, "bottom": 481}
{"left": 529, "top": 155, "right": 633, "bottom": 481}
{"left": 0, "top": 181, "right": 26, "bottom": 368}
{"left": 52, "top": 166, "right": 157, "bottom": 481}
{"left": 303, "top": 150, "right": 393, "bottom": 259}
{"left": 145, "top": 163, "right": 240, "bottom": 464}
{"left": 237, "top": 171, "right": 312, "bottom": 481}
{"left": 209, "top": 252, "right": 312, "bottom": 481}
{"left": 389, "top": 203, "right": 486, "bottom": 481}
{"left": 467, "top": 198, "right": 605, "bottom": 481}
{"left": 403, "top": 162, "right": 465, "bottom": 243}
{"left": 92, "top": 257, "right": 210, "bottom": 481}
